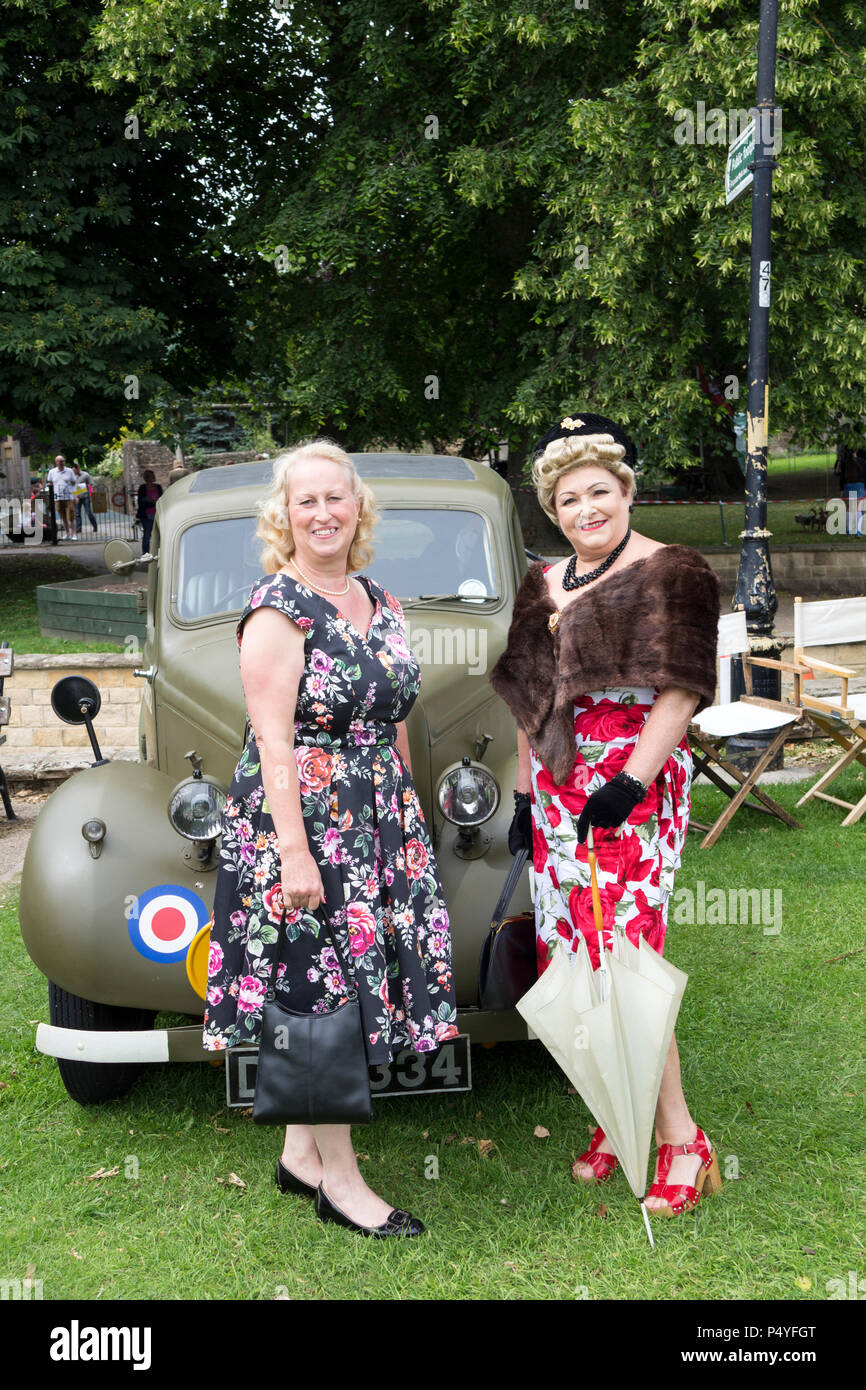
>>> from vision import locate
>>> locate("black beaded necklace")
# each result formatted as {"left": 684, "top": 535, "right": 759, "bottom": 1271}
{"left": 562, "top": 527, "right": 632, "bottom": 590}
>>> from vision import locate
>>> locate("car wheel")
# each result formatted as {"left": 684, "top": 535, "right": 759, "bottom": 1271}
{"left": 48, "top": 982, "right": 157, "bottom": 1105}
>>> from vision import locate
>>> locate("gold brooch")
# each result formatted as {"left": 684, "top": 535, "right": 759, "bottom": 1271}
{"left": 547, "top": 610, "right": 561, "bottom": 632}
{"left": 560, "top": 416, "right": 584, "bottom": 431}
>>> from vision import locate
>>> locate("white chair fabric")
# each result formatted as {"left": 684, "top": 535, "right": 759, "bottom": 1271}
{"left": 693, "top": 702, "right": 798, "bottom": 739}
{"left": 794, "top": 596, "right": 866, "bottom": 649}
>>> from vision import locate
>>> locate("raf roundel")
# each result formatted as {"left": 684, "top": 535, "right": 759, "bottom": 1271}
{"left": 129, "top": 885, "right": 210, "bottom": 964}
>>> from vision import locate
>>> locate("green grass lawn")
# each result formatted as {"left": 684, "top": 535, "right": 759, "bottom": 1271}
{"left": 767, "top": 451, "right": 836, "bottom": 476}
{"left": 1, "top": 771, "right": 863, "bottom": 1301}
{"left": 634, "top": 497, "right": 865, "bottom": 550}
{"left": 633, "top": 454, "right": 856, "bottom": 548}
{"left": 0, "top": 553, "right": 111, "bottom": 654}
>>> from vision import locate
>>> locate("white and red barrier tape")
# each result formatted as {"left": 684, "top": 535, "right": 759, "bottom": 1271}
{"left": 511, "top": 487, "right": 833, "bottom": 506}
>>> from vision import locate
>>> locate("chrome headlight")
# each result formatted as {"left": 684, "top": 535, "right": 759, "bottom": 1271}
{"left": 168, "top": 775, "right": 227, "bottom": 841}
{"left": 437, "top": 758, "right": 499, "bottom": 827}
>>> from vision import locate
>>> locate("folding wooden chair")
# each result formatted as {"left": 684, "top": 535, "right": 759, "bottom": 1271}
{"left": 688, "top": 611, "right": 802, "bottom": 849}
{"left": 792, "top": 595, "right": 866, "bottom": 826}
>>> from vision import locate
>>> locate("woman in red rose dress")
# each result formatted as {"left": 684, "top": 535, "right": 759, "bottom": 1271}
{"left": 490, "top": 413, "right": 723, "bottom": 1222}
{"left": 530, "top": 684, "right": 692, "bottom": 978}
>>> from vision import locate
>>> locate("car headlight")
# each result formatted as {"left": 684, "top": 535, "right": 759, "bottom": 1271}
{"left": 437, "top": 758, "right": 499, "bottom": 827}
{"left": 168, "top": 776, "right": 227, "bottom": 841}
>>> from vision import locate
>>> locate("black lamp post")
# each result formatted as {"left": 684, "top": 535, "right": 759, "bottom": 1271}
{"left": 731, "top": 0, "right": 783, "bottom": 761}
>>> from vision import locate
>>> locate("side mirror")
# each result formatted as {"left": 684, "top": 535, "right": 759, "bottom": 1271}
{"left": 50, "top": 676, "right": 109, "bottom": 766}
{"left": 103, "top": 538, "right": 138, "bottom": 575}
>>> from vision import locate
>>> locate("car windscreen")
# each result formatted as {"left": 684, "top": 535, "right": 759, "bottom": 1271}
{"left": 173, "top": 509, "right": 499, "bottom": 621}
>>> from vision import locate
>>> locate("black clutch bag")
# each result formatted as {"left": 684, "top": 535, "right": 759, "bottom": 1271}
{"left": 253, "top": 906, "right": 373, "bottom": 1126}
{"left": 477, "top": 847, "right": 537, "bottom": 1012}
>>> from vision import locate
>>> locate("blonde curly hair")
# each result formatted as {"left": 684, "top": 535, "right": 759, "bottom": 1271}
{"left": 257, "top": 439, "right": 380, "bottom": 575}
{"left": 531, "top": 433, "right": 636, "bottom": 526}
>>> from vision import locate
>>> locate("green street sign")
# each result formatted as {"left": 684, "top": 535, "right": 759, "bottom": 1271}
{"left": 726, "top": 120, "right": 755, "bottom": 204}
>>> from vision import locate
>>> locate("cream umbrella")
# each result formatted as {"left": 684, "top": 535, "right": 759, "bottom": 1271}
{"left": 517, "top": 826, "right": 687, "bottom": 1245}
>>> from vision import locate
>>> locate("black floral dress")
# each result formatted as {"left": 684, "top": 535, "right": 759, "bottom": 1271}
{"left": 202, "top": 571, "right": 460, "bottom": 1065}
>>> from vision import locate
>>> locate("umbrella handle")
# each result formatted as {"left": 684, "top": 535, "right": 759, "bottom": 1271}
{"left": 586, "top": 826, "right": 607, "bottom": 976}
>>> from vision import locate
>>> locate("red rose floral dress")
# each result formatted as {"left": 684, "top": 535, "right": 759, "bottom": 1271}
{"left": 202, "top": 571, "right": 459, "bottom": 1064}
{"left": 530, "top": 672, "right": 692, "bottom": 976}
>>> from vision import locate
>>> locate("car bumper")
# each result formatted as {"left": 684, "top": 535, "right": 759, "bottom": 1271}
{"left": 35, "top": 1008, "right": 529, "bottom": 1064}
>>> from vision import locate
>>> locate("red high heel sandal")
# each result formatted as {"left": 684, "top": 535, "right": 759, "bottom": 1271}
{"left": 572, "top": 1126, "right": 618, "bottom": 1184}
{"left": 647, "top": 1126, "right": 723, "bottom": 1217}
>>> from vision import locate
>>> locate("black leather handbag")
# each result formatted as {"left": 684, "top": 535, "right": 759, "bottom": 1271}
{"left": 252, "top": 906, "right": 373, "bottom": 1126}
{"left": 477, "top": 847, "right": 537, "bottom": 1012}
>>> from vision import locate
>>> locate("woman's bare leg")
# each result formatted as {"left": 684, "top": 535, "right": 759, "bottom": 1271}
{"left": 573, "top": 1033, "right": 704, "bottom": 1197}
{"left": 313, "top": 1125, "right": 395, "bottom": 1227}
{"left": 644, "top": 1034, "right": 703, "bottom": 1210}
{"left": 280, "top": 1124, "right": 324, "bottom": 1186}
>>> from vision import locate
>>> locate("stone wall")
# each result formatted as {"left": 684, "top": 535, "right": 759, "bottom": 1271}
{"left": 122, "top": 440, "right": 175, "bottom": 498}
{"left": 121, "top": 442, "right": 264, "bottom": 502}
{"left": 1, "top": 653, "right": 141, "bottom": 780}
{"left": 705, "top": 545, "right": 866, "bottom": 598}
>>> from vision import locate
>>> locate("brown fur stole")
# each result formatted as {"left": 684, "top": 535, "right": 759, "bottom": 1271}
{"left": 489, "top": 544, "right": 721, "bottom": 785}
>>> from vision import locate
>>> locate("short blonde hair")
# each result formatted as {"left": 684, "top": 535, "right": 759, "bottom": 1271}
{"left": 531, "top": 433, "right": 636, "bottom": 526}
{"left": 257, "top": 439, "right": 380, "bottom": 575}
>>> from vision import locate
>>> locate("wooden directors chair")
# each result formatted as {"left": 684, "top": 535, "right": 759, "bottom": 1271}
{"left": 688, "top": 611, "right": 802, "bottom": 849}
{"left": 792, "top": 595, "right": 866, "bottom": 826}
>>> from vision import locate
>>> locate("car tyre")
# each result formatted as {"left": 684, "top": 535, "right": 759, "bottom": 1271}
{"left": 48, "top": 982, "right": 157, "bottom": 1105}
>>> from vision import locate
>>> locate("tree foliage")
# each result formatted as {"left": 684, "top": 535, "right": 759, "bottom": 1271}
{"left": 0, "top": 0, "right": 241, "bottom": 446}
{"left": 6, "top": 0, "right": 866, "bottom": 481}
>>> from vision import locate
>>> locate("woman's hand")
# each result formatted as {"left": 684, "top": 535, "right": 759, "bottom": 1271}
{"left": 280, "top": 845, "right": 327, "bottom": 914}
{"left": 576, "top": 773, "right": 645, "bottom": 843}
{"left": 508, "top": 791, "right": 533, "bottom": 855}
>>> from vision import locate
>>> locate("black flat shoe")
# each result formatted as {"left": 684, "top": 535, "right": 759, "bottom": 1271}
{"left": 275, "top": 1158, "right": 318, "bottom": 1199}
{"left": 316, "top": 1184, "right": 425, "bottom": 1237}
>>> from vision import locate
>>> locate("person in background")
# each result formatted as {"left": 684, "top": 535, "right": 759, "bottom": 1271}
{"left": 136, "top": 469, "right": 163, "bottom": 553}
{"left": 71, "top": 463, "right": 98, "bottom": 536}
{"left": 836, "top": 445, "right": 866, "bottom": 537}
{"left": 47, "top": 455, "right": 76, "bottom": 541}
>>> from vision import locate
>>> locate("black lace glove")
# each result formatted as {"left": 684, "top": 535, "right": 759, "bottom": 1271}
{"left": 576, "top": 772, "right": 647, "bottom": 843}
{"left": 507, "top": 791, "right": 532, "bottom": 855}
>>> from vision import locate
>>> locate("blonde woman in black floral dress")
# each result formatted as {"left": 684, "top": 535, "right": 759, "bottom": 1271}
{"left": 203, "top": 440, "right": 458, "bottom": 1237}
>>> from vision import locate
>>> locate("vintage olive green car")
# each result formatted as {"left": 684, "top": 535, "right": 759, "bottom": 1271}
{"left": 19, "top": 454, "right": 538, "bottom": 1105}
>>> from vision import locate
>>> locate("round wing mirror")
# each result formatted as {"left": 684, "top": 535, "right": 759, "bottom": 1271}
{"left": 104, "top": 538, "right": 137, "bottom": 576}
{"left": 51, "top": 675, "right": 102, "bottom": 725}
{"left": 50, "top": 676, "right": 108, "bottom": 766}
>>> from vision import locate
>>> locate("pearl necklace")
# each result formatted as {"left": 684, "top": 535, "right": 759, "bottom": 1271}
{"left": 289, "top": 556, "right": 350, "bottom": 595}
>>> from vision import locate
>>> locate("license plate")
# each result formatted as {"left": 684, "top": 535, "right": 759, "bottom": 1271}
{"left": 370, "top": 1036, "right": 471, "bottom": 1097}
{"left": 225, "top": 1035, "right": 471, "bottom": 1108}
{"left": 225, "top": 1047, "right": 260, "bottom": 1108}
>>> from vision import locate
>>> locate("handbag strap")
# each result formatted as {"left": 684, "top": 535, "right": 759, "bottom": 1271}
{"left": 265, "top": 898, "right": 358, "bottom": 1003}
{"left": 490, "top": 846, "right": 530, "bottom": 932}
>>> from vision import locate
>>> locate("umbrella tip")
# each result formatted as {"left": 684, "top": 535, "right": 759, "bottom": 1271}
{"left": 640, "top": 1200, "right": 655, "bottom": 1249}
